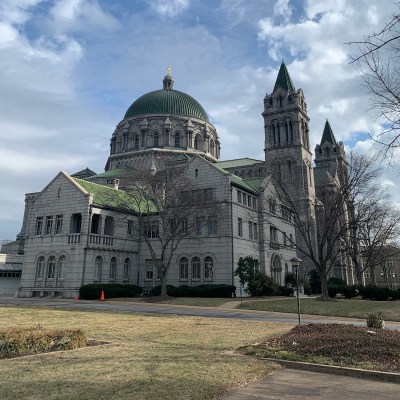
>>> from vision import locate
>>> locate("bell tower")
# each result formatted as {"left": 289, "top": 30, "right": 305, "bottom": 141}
{"left": 263, "top": 62, "right": 318, "bottom": 273}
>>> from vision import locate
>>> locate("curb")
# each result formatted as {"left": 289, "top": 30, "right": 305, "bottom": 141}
{"left": 262, "top": 357, "right": 400, "bottom": 383}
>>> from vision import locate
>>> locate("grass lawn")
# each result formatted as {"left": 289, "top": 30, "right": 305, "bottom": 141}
{"left": 0, "top": 306, "right": 290, "bottom": 400}
{"left": 109, "top": 297, "right": 233, "bottom": 307}
{"left": 237, "top": 297, "right": 400, "bottom": 321}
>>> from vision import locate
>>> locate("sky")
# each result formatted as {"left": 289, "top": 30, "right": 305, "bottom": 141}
{"left": 0, "top": 0, "right": 399, "bottom": 240}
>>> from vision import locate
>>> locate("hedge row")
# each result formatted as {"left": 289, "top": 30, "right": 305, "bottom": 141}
{"left": 79, "top": 283, "right": 142, "bottom": 300}
{"left": 328, "top": 283, "right": 400, "bottom": 301}
{"left": 277, "top": 286, "right": 294, "bottom": 297}
{"left": 0, "top": 327, "right": 86, "bottom": 359}
{"left": 150, "top": 284, "right": 236, "bottom": 298}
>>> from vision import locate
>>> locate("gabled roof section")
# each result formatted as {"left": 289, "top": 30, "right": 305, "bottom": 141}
{"left": 230, "top": 175, "right": 257, "bottom": 193}
{"left": 321, "top": 119, "right": 337, "bottom": 146}
{"left": 243, "top": 177, "right": 264, "bottom": 191}
{"left": 88, "top": 167, "right": 136, "bottom": 180}
{"left": 274, "top": 62, "right": 295, "bottom": 92}
{"left": 74, "top": 178, "right": 140, "bottom": 212}
{"left": 71, "top": 167, "right": 97, "bottom": 179}
{"left": 216, "top": 158, "right": 264, "bottom": 169}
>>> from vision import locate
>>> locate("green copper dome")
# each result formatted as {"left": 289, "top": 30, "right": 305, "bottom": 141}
{"left": 124, "top": 89, "right": 210, "bottom": 123}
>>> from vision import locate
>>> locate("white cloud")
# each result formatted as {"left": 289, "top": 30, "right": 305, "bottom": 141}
{"left": 0, "top": 0, "right": 43, "bottom": 25}
{"left": 274, "top": 0, "right": 292, "bottom": 21}
{"left": 1, "top": 0, "right": 400, "bottom": 241}
{"left": 49, "top": 0, "right": 120, "bottom": 33}
{"left": 0, "top": 22, "right": 19, "bottom": 44}
{"left": 146, "top": 0, "right": 189, "bottom": 18}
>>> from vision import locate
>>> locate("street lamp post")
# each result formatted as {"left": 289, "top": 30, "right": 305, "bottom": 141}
{"left": 290, "top": 256, "right": 302, "bottom": 325}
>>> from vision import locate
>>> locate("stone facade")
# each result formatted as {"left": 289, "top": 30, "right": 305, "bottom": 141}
{"left": 2, "top": 65, "right": 354, "bottom": 298}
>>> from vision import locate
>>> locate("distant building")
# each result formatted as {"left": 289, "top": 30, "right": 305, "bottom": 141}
{"left": 363, "top": 244, "right": 400, "bottom": 289}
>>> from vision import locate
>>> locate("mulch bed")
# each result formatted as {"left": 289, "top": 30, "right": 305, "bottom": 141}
{"left": 243, "top": 324, "right": 400, "bottom": 373}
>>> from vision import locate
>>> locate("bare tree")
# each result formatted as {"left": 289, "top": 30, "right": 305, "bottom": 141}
{"left": 349, "top": 3, "right": 400, "bottom": 158}
{"left": 263, "top": 153, "right": 385, "bottom": 299}
{"left": 345, "top": 198, "right": 400, "bottom": 284}
{"left": 125, "top": 159, "right": 217, "bottom": 297}
{"left": 261, "top": 174, "right": 346, "bottom": 299}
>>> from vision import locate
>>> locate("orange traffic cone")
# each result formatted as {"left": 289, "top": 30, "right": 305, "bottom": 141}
{"left": 100, "top": 290, "right": 105, "bottom": 301}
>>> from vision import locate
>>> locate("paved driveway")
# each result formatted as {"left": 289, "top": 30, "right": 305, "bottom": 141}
{"left": 220, "top": 368, "right": 400, "bottom": 400}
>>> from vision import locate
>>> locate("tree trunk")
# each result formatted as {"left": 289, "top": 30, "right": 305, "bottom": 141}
{"left": 160, "top": 272, "right": 168, "bottom": 297}
{"left": 320, "top": 270, "right": 330, "bottom": 300}
{"left": 355, "top": 264, "right": 363, "bottom": 286}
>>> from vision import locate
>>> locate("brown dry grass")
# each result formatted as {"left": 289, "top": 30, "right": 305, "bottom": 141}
{"left": 0, "top": 306, "right": 291, "bottom": 400}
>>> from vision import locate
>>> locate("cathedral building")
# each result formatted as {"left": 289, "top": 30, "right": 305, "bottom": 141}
{"left": 0, "top": 64, "right": 352, "bottom": 298}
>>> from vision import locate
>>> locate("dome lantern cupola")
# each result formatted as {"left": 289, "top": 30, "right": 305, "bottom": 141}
{"left": 163, "top": 66, "right": 174, "bottom": 90}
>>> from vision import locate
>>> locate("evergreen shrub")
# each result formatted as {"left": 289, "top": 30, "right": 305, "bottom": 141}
{"left": 358, "top": 285, "right": 398, "bottom": 301}
{"left": 79, "top": 283, "right": 142, "bottom": 300}
{"left": 366, "top": 313, "right": 385, "bottom": 329}
{"left": 149, "top": 284, "right": 236, "bottom": 297}
{"left": 277, "top": 286, "right": 294, "bottom": 297}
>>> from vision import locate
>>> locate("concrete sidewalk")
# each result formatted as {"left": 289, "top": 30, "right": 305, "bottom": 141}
{"left": 220, "top": 368, "right": 400, "bottom": 400}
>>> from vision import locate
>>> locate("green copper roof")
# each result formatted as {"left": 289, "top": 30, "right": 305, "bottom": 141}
{"left": 321, "top": 119, "right": 337, "bottom": 145}
{"left": 124, "top": 89, "right": 210, "bottom": 122}
{"left": 74, "top": 178, "right": 140, "bottom": 212}
{"left": 243, "top": 177, "right": 264, "bottom": 191}
{"left": 216, "top": 158, "right": 264, "bottom": 169}
{"left": 71, "top": 167, "right": 97, "bottom": 178}
{"left": 89, "top": 167, "right": 136, "bottom": 180}
{"left": 230, "top": 175, "right": 257, "bottom": 193}
{"left": 274, "top": 62, "right": 295, "bottom": 92}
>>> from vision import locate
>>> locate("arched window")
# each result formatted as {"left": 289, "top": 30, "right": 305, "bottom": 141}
{"left": 153, "top": 131, "right": 160, "bottom": 147}
{"left": 272, "top": 124, "right": 276, "bottom": 145}
{"left": 274, "top": 163, "right": 282, "bottom": 182}
{"left": 116, "top": 136, "right": 122, "bottom": 152}
{"left": 109, "top": 257, "right": 117, "bottom": 281}
{"left": 123, "top": 258, "right": 130, "bottom": 281}
{"left": 192, "top": 257, "right": 200, "bottom": 280}
{"left": 47, "top": 256, "right": 56, "bottom": 279}
{"left": 277, "top": 124, "right": 281, "bottom": 144}
{"left": 285, "top": 122, "right": 289, "bottom": 142}
{"left": 289, "top": 121, "right": 294, "bottom": 143}
{"left": 271, "top": 255, "right": 282, "bottom": 285}
{"left": 58, "top": 256, "right": 66, "bottom": 279}
{"left": 174, "top": 132, "right": 181, "bottom": 148}
{"left": 204, "top": 256, "right": 214, "bottom": 280}
{"left": 36, "top": 256, "right": 45, "bottom": 279}
{"left": 194, "top": 135, "right": 202, "bottom": 151}
{"left": 210, "top": 139, "right": 215, "bottom": 156}
{"left": 287, "top": 160, "right": 293, "bottom": 182}
{"left": 95, "top": 256, "right": 102, "bottom": 281}
{"left": 179, "top": 257, "right": 188, "bottom": 280}
{"left": 134, "top": 134, "right": 139, "bottom": 149}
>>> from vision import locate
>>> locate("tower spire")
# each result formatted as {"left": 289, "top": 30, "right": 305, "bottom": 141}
{"left": 320, "top": 119, "right": 337, "bottom": 146}
{"left": 273, "top": 61, "right": 295, "bottom": 92}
